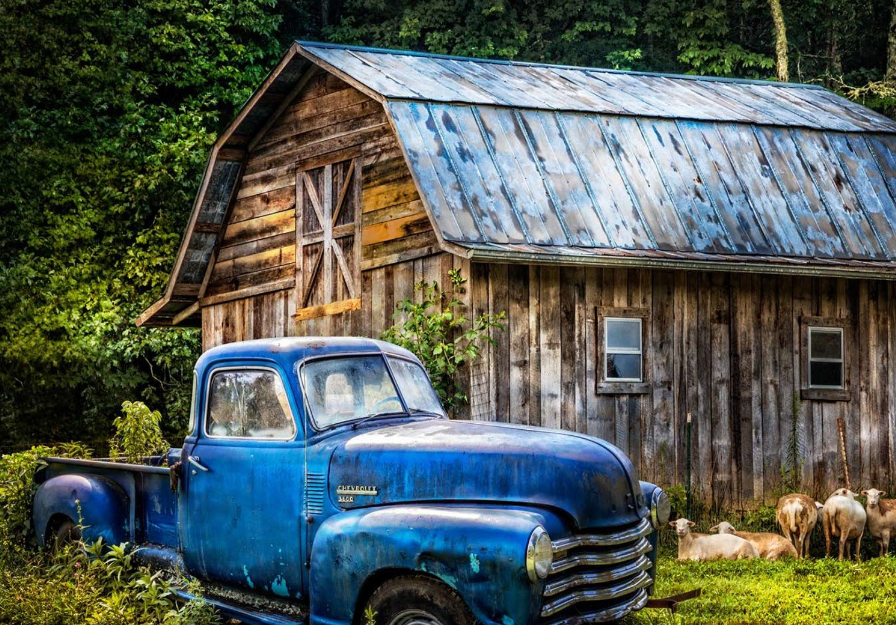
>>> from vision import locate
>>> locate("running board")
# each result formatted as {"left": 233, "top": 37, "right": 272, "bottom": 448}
{"left": 172, "top": 588, "right": 306, "bottom": 625}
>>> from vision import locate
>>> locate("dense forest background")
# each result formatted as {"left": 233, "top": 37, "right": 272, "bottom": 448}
{"left": 1, "top": 0, "right": 895, "bottom": 452}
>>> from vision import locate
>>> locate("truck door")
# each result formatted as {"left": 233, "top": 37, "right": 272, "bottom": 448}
{"left": 179, "top": 364, "right": 305, "bottom": 599}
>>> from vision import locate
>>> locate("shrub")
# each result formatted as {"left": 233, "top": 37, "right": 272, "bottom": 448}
{"left": 382, "top": 269, "right": 505, "bottom": 412}
{"left": 109, "top": 401, "right": 169, "bottom": 463}
{"left": 0, "top": 444, "right": 92, "bottom": 546}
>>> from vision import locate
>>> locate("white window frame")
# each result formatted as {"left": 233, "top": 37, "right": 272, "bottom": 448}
{"left": 604, "top": 317, "right": 643, "bottom": 382}
{"left": 808, "top": 326, "right": 844, "bottom": 389}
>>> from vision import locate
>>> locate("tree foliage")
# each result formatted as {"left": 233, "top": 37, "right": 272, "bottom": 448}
{"left": 1, "top": 0, "right": 895, "bottom": 451}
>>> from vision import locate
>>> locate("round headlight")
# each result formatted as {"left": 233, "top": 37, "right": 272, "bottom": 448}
{"left": 650, "top": 488, "right": 671, "bottom": 529}
{"left": 526, "top": 527, "right": 553, "bottom": 582}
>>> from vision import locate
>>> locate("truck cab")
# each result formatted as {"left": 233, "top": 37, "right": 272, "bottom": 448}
{"left": 34, "top": 337, "right": 670, "bottom": 625}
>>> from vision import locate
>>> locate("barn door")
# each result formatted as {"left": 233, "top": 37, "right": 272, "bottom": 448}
{"left": 294, "top": 158, "right": 362, "bottom": 323}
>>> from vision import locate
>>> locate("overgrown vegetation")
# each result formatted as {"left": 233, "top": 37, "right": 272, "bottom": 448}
{"left": 382, "top": 269, "right": 505, "bottom": 412}
{"left": 0, "top": 447, "right": 218, "bottom": 625}
{"left": 109, "top": 401, "right": 170, "bottom": 464}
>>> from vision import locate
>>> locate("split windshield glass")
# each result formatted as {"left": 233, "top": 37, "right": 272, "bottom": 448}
{"left": 301, "top": 355, "right": 446, "bottom": 429}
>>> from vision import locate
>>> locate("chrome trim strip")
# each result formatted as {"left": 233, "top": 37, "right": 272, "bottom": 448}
{"left": 551, "top": 518, "right": 652, "bottom": 553}
{"left": 541, "top": 588, "right": 650, "bottom": 625}
{"left": 541, "top": 571, "right": 652, "bottom": 617}
{"left": 550, "top": 537, "right": 652, "bottom": 574}
{"left": 543, "top": 555, "right": 651, "bottom": 597}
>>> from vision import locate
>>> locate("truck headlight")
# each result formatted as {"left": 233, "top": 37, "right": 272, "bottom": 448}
{"left": 526, "top": 527, "right": 553, "bottom": 582}
{"left": 650, "top": 488, "right": 671, "bottom": 529}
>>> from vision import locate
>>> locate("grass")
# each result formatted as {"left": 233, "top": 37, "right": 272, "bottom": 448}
{"left": 626, "top": 555, "right": 896, "bottom": 625}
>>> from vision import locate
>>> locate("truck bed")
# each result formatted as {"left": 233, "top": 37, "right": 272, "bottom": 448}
{"left": 37, "top": 454, "right": 179, "bottom": 548}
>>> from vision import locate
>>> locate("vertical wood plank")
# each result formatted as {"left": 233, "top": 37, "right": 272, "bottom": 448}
{"left": 508, "top": 264, "right": 530, "bottom": 425}
{"left": 560, "top": 267, "right": 578, "bottom": 432}
{"left": 540, "top": 266, "right": 562, "bottom": 429}
{"left": 491, "top": 264, "right": 511, "bottom": 422}
{"left": 651, "top": 271, "right": 674, "bottom": 486}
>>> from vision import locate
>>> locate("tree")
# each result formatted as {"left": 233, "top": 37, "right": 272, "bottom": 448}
{"left": 769, "top": 0, "right": 789, "bottom": 81}
{"left": 888, "top": 0, "right": 896, "bottom": 82}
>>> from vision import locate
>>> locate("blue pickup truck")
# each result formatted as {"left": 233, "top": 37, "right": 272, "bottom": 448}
{"left": 33, "top": 337, "right": 670, "bottom": 625}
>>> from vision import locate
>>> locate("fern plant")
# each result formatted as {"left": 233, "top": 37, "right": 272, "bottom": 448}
{"left": 382, "top": 269, "right": 505, "bottom": 413}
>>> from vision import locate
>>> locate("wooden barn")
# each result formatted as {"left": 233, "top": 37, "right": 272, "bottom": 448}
{"left": 138, "top": 42, "right": 896, "bottom": 507}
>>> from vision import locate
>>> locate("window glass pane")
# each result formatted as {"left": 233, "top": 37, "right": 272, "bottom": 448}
{"left": 810, "top": 329, "right": 842, "bottom": 360}
{"left": 303, "top": 356, "right": 404, "bottom": 428}
{"left": 207, "top": 370, "right": 295, "bottom": 439}
{"left": 607, "top": 354, "right": 641, "bottom": 381}
{"left": 810, "top": 361, "right": 843, "bottom": 388}
{"left": 187, "top": 371, "right": 197, "bottom": 434}
{"left": 606, "top": 319, "right": 641, "bottom": 350}
{"left": 388, "top": 357, "right": 446, "bottom": 417}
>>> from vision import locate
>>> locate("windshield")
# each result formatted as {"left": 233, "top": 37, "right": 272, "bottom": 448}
{"left": 302, "top": 355, "right": 446, "bottom": 429}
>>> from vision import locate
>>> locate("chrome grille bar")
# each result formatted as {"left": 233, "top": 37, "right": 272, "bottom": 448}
{"left": 549, "top": 536, "right": 652, "bottom": 574}
{"left": 551, "top": 518, "right": 652, "bottom": 553}
{"left": 541, "top": 570, "right": 652, "bottom": 617}
{"left": 543, "top": 554, "right": 652, "bottom": 597}
{"left": 542, "top": 588, "right": 650, "bottom": 625}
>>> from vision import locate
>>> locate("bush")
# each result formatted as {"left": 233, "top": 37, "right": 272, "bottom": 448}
{"left": 0, "top": 440, "right": 218, "bottom": 625}
{"left": 109, "top": 401, "right": 169, "bottom": 463}
{"left": 382, "top": 269, "right": 505, "bottom": 412}
{"left": 0, "top": 444, "right": 92, "bottom": 546}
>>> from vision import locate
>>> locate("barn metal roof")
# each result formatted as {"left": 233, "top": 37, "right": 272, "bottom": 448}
{"left": 302, "top": 42, "right": 896, "bottom": 133}
{"left": 138, "top": 42, "right": 896, "bottom": 327}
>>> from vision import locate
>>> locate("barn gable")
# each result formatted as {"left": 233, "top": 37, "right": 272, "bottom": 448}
{"left": 138, "top": 41, "right": 896, "bottom": 328}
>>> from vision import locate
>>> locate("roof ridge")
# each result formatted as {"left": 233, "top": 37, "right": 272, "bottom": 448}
{"left": 295, "top": 39, "right": 824, "bottom": 91}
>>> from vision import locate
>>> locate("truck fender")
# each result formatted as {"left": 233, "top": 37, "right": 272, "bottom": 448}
{"left": 310, "top": 505, "right": 563, "bottom": 625}
{"left": 33, "top": 474, "right": 130, "bottom": 548}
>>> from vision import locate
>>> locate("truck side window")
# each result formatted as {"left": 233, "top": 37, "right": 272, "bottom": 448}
{"left": 206, "top": 369, "right": 296, "bottom": 440}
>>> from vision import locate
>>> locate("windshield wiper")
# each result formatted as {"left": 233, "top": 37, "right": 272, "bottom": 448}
{"left": 408, "top": 409, "right": 445, "bottom": 418}
{"left": 351, "top": 410, "right": 408, "bottom": 429}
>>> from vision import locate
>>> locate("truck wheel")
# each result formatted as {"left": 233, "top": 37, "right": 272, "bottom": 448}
{"left": 366, "top": 575, "right": 475, "bottom": 625}
{"left": 50, "top": 518, "right": 81, "bottom": 554}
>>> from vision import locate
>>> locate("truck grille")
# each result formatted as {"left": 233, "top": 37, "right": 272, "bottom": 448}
{"left": 541, "top": 517, "right": 654, "bottom": 625}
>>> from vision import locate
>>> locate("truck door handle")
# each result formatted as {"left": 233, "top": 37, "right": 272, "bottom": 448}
{"left": 188, "top": 456, "right": 210, "bottom": 472}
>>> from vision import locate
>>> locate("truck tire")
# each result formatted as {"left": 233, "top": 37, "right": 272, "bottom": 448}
{"left": 50, "top": 518, "right": 81, "bottom": 554}
{"left": 366, "top": 575, "right": 475, "bottom": 625}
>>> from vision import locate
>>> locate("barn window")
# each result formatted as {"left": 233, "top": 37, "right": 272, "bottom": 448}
{"left": 605, "top": 318, "right": 643, "bottom": 382}
{"left": 294, "top": 157, "right": 362, "bottom": 321}
{"left": 808, "top": 327, "right": 844, "bottom": 389}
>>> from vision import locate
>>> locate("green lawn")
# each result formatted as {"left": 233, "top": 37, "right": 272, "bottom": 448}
{"left": 625, "top": 555, "right": 896, "bottom": 625}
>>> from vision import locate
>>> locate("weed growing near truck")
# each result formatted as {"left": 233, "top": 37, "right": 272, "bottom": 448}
{"left": 0, "top": 440, "right": 218, "bottom": 624}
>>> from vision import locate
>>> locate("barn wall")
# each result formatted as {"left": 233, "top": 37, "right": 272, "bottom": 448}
{"left": 201, "top": 252, "right": 461, "bottom": 346}
{"left": 203, "top": 69, "right": 436, "bottom": 305}
{"left": 467, "top": 264, "right": 896, "bottom": 507}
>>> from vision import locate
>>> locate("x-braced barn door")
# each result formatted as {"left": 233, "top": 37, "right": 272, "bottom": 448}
{"left": 294, "top": 158, "right": 362, "bottom": 322}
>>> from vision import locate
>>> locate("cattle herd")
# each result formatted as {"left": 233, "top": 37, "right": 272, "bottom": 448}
{"left": 670, "top": 488, "right": 896, "bottom": 561}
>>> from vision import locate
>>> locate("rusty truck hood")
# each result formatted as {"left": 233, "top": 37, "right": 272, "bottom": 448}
{"left": 327, "top": 419, "right": 646, "bottom": 529}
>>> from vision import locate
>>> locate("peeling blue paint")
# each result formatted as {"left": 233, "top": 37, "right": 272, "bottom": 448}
{"left": 469, "top": 553, "right": 480, "bottom": 573}
{"left": 271, "top": 575, "right": 289, "bottom": 597}
{"left": 242, "top": 565, "right": 255, "bottom": 590}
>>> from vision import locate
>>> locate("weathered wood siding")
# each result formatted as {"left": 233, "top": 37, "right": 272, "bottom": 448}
{"left": 203, "top": 70, "right": 435, "bottom": 308}
{"left": 201, "top": 253, "right": 459, "bottom": 342}
{"left": 465, "top": 264, "right": 896, "bottom": 507}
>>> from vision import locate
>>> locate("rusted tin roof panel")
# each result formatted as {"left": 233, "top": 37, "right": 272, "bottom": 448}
{"left": 388, "top": 100, "right": 896, "bottom": 264}
{"left": 302, "top": 42, "right": 896, "bottom": 133}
